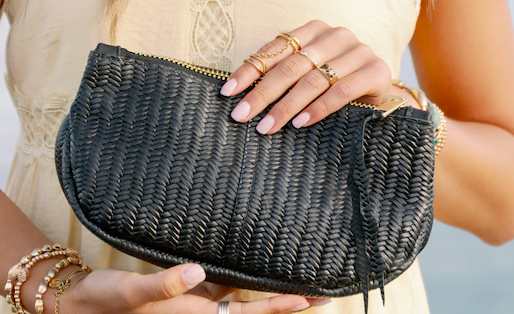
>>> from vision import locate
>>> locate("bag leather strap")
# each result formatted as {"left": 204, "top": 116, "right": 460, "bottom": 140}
{"left": 348, "top": 110, "right": 386, "bottom": 314}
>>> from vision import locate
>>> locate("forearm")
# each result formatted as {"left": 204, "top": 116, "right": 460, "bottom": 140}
{"left": 434, "top": 119, "right": 514, "bottom": 245}
{"left": 0, "top": 190, "right": 82, "bottom": 313}
{"left": 0, "top": 190, "right": 53, "bottom": 286}
{"left": 408, "top": 0, "right": 514, "bottom": 245}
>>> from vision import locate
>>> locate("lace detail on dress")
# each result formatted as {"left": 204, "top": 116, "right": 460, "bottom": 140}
{"left": 7, "top": 80, "right": 72, "bottom": 169}
{"left": 189, "top": 0, "right": 235, "bottom": 71}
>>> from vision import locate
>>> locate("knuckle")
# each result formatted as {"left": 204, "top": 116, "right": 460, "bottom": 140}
{"left": 159, "top": 272, "right": 183, "bottom": 299}
{"left": 315, "top": 99, "right": 331, "bottom": 116}
{"left": 333, "top": 81, "right": 354, "bottom": 100}
{"left": 160, "top": 280, "right": 180, "bottom": 299}
{"left": 259, "top": 41, "right": 281, "bottom": 55}
{"left": 303, "top": 72, "right": 329, "bottom": 91}
{"left": 333, "top": 26, "right": 355, "bottom": 41}
{"left": 375, "top": 59, "right": 392, "bottom": 77}
{"left": 276, "top": 99, "right": 295, "bottom": 117}
{"left": 276, "top": 58, "right": 303, "bottom": 79}
{"left": 306, "top": 19, "right": 328, "bottom": 29}
{"left": 369, "top": 61, "right": 392, "bottom": 91}
{"left": 250, "top": 86, "right": 270, "bottom": 103}
{"left": 355, "top": 43, "right": 374, "bottom": 58}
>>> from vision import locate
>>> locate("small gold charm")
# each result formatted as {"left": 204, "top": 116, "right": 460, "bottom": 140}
{"left": 49, "top": 279, "right": 63, "bottom": 288}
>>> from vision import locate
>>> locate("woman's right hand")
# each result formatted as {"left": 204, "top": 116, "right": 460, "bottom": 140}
{"left": 61, "top": 264, "right": 322, "bottom": 314}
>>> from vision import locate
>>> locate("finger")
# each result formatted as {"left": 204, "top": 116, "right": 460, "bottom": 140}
{"left": 187, "top": 282, "right": 235, "bottom": 301}
{"left": 295, "top": 61, "right": 391, "bottom": 128}
{"left": 199, "top": 295, "right": 312, "bottom": 314}
{"left": 221, "top": 21, "right": 335, "bottom": 98}
{"left": 129, "top": 264, "right": 206, "bottom": 305}
{"left": 220, "top": 36, "right": 301, "bottom": 99}
{"left": 308, "top": 298, "right": 333, "bottom": 307}
{"left": 230, "top": 32, "right": 362, "bottom": 127}
{"left": 258, "top": 43, "right": 375, "bottom": 134}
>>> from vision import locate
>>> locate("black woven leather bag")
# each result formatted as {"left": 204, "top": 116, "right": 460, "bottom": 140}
{"left": 55, "top": 43, "right": 434, "bottom": 310}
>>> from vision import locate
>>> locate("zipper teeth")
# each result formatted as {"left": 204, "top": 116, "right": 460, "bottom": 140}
{"left": 348, "top": 101, "right": 375, "bottom": 109}
{"left": 132, "top": 51, "right": 231, "bottom": 81}
{"left": 131, "top": 50, "right": 375, "bottom": 109}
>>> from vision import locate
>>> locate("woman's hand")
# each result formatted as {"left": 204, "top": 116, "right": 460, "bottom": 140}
{"left": 221, "top": 20, "right": 396, "bottom": 135}
{"left": 61, "top": 264, "right": 323, "bottom": 314}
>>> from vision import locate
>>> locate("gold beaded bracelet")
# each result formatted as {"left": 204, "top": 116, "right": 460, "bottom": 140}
{"left": 5, "top": 244, "right": 78, "bottom": 314}
{"left": 432, "top": 105, "right": 448, "bottom": 156}
{"left": 392, "top": 79, "right": 447, "bottom": 156}
{"left": 4, "top": 244, "right": 90, "bottom": 314}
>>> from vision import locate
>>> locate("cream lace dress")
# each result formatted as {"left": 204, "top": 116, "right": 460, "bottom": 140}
{"left": 1, "top": 1, "right": 429, "bottom": 313}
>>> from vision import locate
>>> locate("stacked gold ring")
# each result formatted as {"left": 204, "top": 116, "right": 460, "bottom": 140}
{"left": 317, "top": 64, "right": 339, "bottom": 85}
{"left": 295, "top": 51, "right": 318, "bottom": 69}
{"left": 247, "top": 31, "right": 302, "bottom": 77}
{"left": 276, "top": 31, "right": 301, "bottom": 52}
{"left": 244, "top": 56, "right": 267, "bottom": 76}
{"left": 251, "top": 31, "right": 301, "bottom": 59}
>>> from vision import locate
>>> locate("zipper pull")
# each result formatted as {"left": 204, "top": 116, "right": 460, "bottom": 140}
{"left": 380, "top": 96, "right": 408, "bottom": 118}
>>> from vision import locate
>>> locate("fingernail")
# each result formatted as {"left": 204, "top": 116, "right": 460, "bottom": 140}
{"left": 292, "top": 112, "right": 311, "bottom": 128}
{"left": 183, "top": 264, "right": 206, "bottom": 288}
{"left": 256, "top": 115, "right": 275, "bottom": 134}
{"left": 313, "top": 299, "right": 332, "bottom": 307}
{"left": 220, "top": 78, "right": 238, "bottom": 96}
{"left": 231, "top": 101, "right": 251, "bottom": 122}
{"left": 292, "top": 303, "right": 310, "bottom": 312}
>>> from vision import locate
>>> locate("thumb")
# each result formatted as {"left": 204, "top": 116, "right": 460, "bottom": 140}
{"left": 131, "top": 264, "right": 206, "bottom": 305}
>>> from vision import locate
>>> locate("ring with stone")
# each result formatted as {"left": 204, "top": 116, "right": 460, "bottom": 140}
{"left": 317, "top": 63, "right": 339, "bottom": 86}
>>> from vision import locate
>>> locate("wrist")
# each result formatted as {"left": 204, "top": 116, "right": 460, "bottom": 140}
{"left": 4, "top": 244, "right": 92, "bottom": 314}
{"left": 20, "top": 259, "right": 83, "bottom": 314}
{"left": 391, "top": 79, "right": 447, "bottom": 155}
{"left": 389, "top": 85, "right": 421, "bottom": 110}
{"left": 57, "top": 270, "right": 89, "bottom": 314}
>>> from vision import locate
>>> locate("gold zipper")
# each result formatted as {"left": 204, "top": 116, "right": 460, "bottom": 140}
{"left": 348, "top": 100, "right": 375, "bottom": 110}
{"left": 132, "top": 51, "right": 375, "bottom": 110}
{"left": 132, "top": 51, "right": 231, "bottom": 81}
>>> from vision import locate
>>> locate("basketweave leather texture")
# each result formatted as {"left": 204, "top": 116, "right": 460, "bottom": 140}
{"left": 55, "top": 44, "right": 434, "bottom": 308}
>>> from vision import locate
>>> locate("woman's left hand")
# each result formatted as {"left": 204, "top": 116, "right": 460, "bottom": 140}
{"left": 220, "top": 20, "right": 396, "bottom": 134}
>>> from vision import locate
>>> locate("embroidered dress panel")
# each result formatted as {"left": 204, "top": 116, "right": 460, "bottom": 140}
{"left": 8, "top": 83, "right": 71, "bottom": 169}
{"left": 189, "top": 0, "right": 235, "bottom": 71}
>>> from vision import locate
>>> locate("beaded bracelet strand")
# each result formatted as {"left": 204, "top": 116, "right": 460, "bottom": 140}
{"left": 5, "top": 244, "right": 77, "bottom": 314}
{"left": 4, "top": 244, "right": 90, "bottom": 314}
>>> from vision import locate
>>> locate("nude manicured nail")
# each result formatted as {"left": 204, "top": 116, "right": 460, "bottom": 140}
{"left": 231, "top": 101, "right": 251, "bottom": 122}
{"left": 292, "top": 112, "right": 311, "bottom": 128}
{"left": 256, "top": 115, "right": 275, "bottom": 134}
{"left": 183, "top": 264, "right": 206, "bottom": 288}
{"left": 292, "top": 303, "right": 311, "bottom": 312}
{"left": 313, "top": 299, "right": 332, "bottom": 307}
{"left": 220, "top": 78, "right": 237, "bottom": 96}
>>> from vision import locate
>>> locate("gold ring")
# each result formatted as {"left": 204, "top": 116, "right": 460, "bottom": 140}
{"left": 251, "top": 31, "right": 301, "bottom": 59}
{"left": 252, "top": 56, "right": 267, "bottom": 75}
{"left": 276, "top": 31, "right": 301, "bottom": 52}
{"left": 218, "top": 301, "right": 230, "bottom": 314}
{"left": 295, "top": 51, "right": 317, "bottom": 69}
{"left": 244, "top": 59, "right": 264, "bottom": 76}
{"left": 251, "top": 33, "right": 294, "bottom": 59}
{"left": 317, "top": 64, "right": 339, "bottom": 86}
